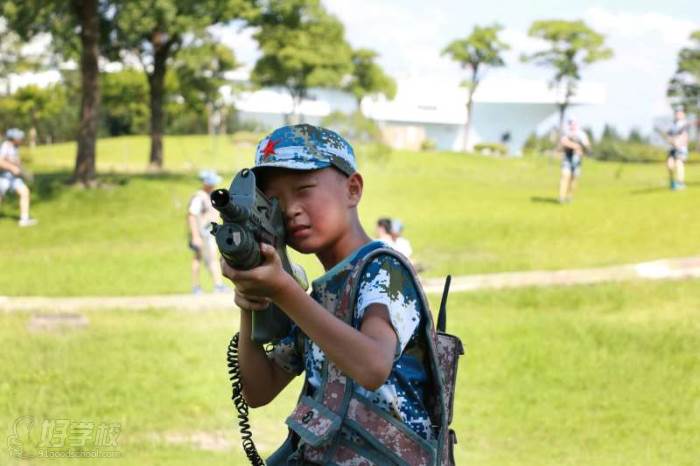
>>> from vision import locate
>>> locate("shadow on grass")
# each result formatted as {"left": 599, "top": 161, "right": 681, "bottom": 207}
{"left": 530, "top": 196, "right": 561, "bottom": 205}
{"left": 28, "top": 170, "right": 193, "bottom": 203}
{"left": 630, "top": 181, "right": 700, "bottom": 195}
{"left": 0, "top": 210, "right": 20, "bottom": 221}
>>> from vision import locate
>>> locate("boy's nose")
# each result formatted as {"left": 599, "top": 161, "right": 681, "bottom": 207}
{"left": 282, "top": 201, "right": 302, "bottom": 222}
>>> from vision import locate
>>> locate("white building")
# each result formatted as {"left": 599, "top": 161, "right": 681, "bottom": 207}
{"left": 230, "top": 74, "right": 606, "bottom": 154}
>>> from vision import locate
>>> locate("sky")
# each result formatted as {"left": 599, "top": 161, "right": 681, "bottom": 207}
{"left": 214, "top": 0, "right": 699, "bottom": 136}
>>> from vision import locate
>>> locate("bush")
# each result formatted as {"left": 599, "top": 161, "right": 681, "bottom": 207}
{"left": 421, "top": 139, "right": 436, "bottom": 151}
{"left": 590, "top": 140, "right": 668, "bottom": 163}
{"left": 523, "top": 131, "right": 556, "bottom": 155}
{"left": 474, "top": 142, "right": 508, "bottom": 156}
{"left": 321, "top": 111, "right": 382, "bottom": 145}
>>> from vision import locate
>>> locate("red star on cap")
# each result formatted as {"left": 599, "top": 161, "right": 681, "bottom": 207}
{"left": 262, "top": 139, "right": 279, "bottom": 160}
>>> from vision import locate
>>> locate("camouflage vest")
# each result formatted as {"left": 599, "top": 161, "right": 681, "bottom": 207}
{"left": 268, "top": 247, "right": 463, "bottom": 466}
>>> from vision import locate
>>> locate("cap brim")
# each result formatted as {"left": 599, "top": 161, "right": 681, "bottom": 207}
{"left": 252, "top": 160, "right": 333, "bottom": 174}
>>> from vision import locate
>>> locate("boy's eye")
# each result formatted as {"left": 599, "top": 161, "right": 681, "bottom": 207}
{"left": 298, "top": 184, "right": 315, "bottom": 191}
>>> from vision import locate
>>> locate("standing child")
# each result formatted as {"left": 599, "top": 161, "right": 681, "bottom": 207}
{"left": 558, "top": 118, "right": 591, "bottom": 203}
{"left": 665, "top": 106, "right": 690, "bottom": 190}
{"left": 222, "top": 124, "right": 454, "bottom": 465}
{"left": 0, "top": 128, "right": 37, "bottom": 226}
{"left": 187, "top": 170, "right": 227, "bottom": 294}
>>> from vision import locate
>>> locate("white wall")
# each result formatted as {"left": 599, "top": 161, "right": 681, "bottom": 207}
{"left": 376, "top": 102, "right": 560, "bottom": 153}
{"left": 470, "top": 102, "right": 560, "bottom": 154}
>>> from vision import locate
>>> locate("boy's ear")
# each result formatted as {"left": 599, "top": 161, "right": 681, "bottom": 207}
{"left": 346, "top": 172, "right": 363, "bottom": 207}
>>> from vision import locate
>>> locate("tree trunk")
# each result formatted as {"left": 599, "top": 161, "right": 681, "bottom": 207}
{"left": 72, "top": 0, "right": 100, "bottom": 186}
{"left": 147, "top": 33, "right": 171, "bottom": 170}
{"left": 558, "top": 103, "right": 567, "bottom": 135}
{"left": 289, "top": 89, "right": 303, "bottom": 124}
{"left": 464, "top": 100, "right": 472, "bottom": 152}
{"left": 206, "top": 102, "right": 214, "bottom": 135}
{"left": 464, "top": 87, "right": 476, "bottom": 153}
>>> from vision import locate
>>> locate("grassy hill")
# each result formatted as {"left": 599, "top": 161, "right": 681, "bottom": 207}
{"left": 1, "top": 135, "right": 699, "bottom": 296}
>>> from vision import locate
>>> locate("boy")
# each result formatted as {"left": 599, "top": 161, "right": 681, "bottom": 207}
{"left": 0, "top": 128, "right": 37, "bottom": 227}
{"left": 222, "top": 124, "right": 442, "bottom": 465}
{"left": 187, "top": 170, "right": 227, "bottom": 294}
{"left": 390, "top": 218, "right": 413, "bottom": 259}
{"left": 666, "top": 106, "right": 689, "bottom": 190}
{"left": 375, "top": 217, "right": 394, "bottom": 244}
{"left": 558, "top": 118, "right": 590, "bottom": 203}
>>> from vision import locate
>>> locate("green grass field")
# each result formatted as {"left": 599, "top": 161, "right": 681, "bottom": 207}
{"left": 2, "top": 280, "right": 698, "bottom": 465}
{"left": 1, "top": 135, "right": 699, "bottom": 296}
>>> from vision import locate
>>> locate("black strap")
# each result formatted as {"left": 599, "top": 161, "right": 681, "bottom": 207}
{"left": 437, "top": 275, "right": 451, "bottom": 333}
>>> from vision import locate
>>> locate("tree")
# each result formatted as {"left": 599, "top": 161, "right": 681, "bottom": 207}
{"left": 100, "top": 69, "right": 150, "bottom": 136}
{"left": 3, "top": 0, "right": 108, "bottom": 186}
{"left": 600, "top": 123, "right": 622, "bottom": 142}
{"left": 442, "top": 24, "right": 509, "bottom": 152}
{"left": 345, "top": 48, "right": 396, "bottom": 110}
{"left": 668, "top": 30, "right": 700, "bottom": 118}
{"left": 174, "top": 41, "right": 238, "bottom": 135}
{"left": 109, "top": 0, "right": 256, "bottom": 169}
{"left": 522, "top": 20, "right": 613, "bottom": 132}
{"left": 13, "top": 85, "right": 67, "bottom": 146}
{"left": 251, "top": 0, "right": 353, "bottom": 123}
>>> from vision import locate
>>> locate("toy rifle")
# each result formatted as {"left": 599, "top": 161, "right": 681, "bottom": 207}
{"left": 210, "top": 168, "right": 308, "bottom": 466}
{"left": 210, "top": 168, "right": 308, "bottom": 344}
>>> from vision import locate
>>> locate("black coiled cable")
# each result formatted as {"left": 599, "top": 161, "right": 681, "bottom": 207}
{"left": 227, "top": 332, "right": 265, "bottom": 466}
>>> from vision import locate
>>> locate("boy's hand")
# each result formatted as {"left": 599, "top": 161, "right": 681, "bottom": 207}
{"left": 233, "top": 290, "right": 270, "bottom": 311}
{"left": 221, "top": 243, "right": 292, "bottom": 304}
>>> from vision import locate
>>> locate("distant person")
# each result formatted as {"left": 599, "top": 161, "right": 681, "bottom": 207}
{"left": 188, "top": 170, "right": 227, "bottom": 294}
{"left": 665, "top": 106, "right": 689, "bottom": 190}
{"left": 558, "top": 118, "right": 591, "bottom": 203}
{"left": 375, "top": 217, "right": 394, "bottom": 245}
{"left": 0, "top": 128, "right": 37, "bottom": 227}
{"left": 390, "top": 219, "right": 413, "bottom": 259}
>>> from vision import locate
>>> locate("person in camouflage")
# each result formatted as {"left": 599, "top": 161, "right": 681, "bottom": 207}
{"left": 221, "top": 124, "right": 455, "bottom": 465}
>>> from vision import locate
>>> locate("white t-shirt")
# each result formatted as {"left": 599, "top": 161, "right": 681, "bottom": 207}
{"left": 0, "top": 140, "right": 19, "bottom": 166}
{"left": 393, "top": 236, "right": 413, "bottom": 258}
{"left": 187, "top": 190, "right": 219, "bottom": 238}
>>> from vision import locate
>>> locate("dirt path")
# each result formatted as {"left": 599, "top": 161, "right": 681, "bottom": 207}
{"left": 3, "top": 255, "right": 700, "bottom": 313}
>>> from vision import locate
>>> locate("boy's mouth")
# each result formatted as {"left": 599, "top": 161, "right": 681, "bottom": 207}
{"left": 288, "top": 225, "right": 311, "bottom": 238}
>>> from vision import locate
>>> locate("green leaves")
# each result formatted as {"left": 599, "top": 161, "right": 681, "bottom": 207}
{"left": 251, "top": 0, "right": 352, "bottom": 103}
{"left": 668, "top": 30, "right": 700, "bottom": 114}
{"left": 522, "top": 19, "right": 612, "bottom": 88}
{"left": 173, "top": 40, "right": 238, "bottom": 113}
{"left": 442, "top": 24, "right": 509, "bottom": 77}
{"left": 345, "top": 48, "right": 396, "bottom": 104}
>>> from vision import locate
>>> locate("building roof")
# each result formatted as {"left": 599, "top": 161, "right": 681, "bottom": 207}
{"left": 361, "top": 77, "right": 606, "bottom": 125}
{"left": 227, "top": 73, "right": 606, "bottom": 126}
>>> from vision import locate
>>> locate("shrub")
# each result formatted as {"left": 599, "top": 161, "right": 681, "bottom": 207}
{"left": 523, "top": 131, "right": 556, "bottom": 155}
{"left": 421, "top": 139, "right": 436, "bottom": 151}
{"left": 589, "top": 141, "right": 668, "bottom": 163}
{"left": 321, "top": 111, "right": 382, "bottom": 144}
{"left": 474, "top": 142, "right": 508, "bottom": 156}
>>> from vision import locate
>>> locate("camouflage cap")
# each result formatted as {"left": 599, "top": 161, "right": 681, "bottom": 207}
{"left": 253, "top": 124, "right": 356, "bottom": 176}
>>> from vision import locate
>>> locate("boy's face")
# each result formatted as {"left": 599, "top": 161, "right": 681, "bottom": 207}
{"left": 259, "top": 167, "right": 361, "bottom": 254}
